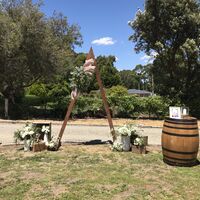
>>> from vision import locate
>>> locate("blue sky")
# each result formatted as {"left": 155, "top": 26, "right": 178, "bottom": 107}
{"left": 39, "top": 0, "right": 149, "bottom": 70}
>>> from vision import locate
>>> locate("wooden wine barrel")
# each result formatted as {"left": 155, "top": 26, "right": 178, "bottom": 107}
{"left": 162, "top": 117, "right": 199, "bottom": 166}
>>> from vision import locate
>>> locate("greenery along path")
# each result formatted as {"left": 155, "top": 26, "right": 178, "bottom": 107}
{"left": 0, "top": 145, "right": 200, "bottom": 200}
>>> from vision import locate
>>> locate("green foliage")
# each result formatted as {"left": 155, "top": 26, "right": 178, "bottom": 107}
{"left": 14, "top": 123, "right": 40, "bottom": 143}
{"left": 47, "top": 79, "right": 70, "bottom": 100}
{"left": 22, "top": 95, "right": 44, "bottom": 106}
{"left": 187, "top": 98, "right": 200, "bottom": 118}
{"left": 87, "top": 56, "right": 121, "bottom": 91}
{"left": 129, "top": 0, "right": 200, "bottom": 112}
{"left": 69, "top": 66, "right": 91, "bottom": 93}
{"left": 27, "top": 83, "right": 49, "bottom": 99}
{"left": 143, "top": 96, "right": 169, "bottom": 118}
{"left": 119, "top": 70, "right": 138, "bottom": 89}
{"left": 108, "top": 95, "right": 137, "bottom": 118}
{"left": 0, "top": 0, "right": 82, "bottom": 118}
{"left": 107, "top": 85, "right": 128, "bottom": 96}
{"left": 72, "top": 96, "right": 104, "bottom": 118}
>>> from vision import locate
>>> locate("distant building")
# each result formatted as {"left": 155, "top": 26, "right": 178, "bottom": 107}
{"left": 128, "top": 89, "right": 152, "bottom": 97}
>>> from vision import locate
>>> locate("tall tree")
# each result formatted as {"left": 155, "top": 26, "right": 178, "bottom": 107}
{"left": 119, "top": 70, "right": 138, "bottom": 89}
{"left": 87, "top": 55, "right": 121, "bottom": 91}
{"left": 134, "top": 64, "right": 153, "bottom": 91}
{"left": 0, "top": 0, "right": 82, "bottom": 118}
{"left": 129, "top": 0, "right": 200, "bottom": 105}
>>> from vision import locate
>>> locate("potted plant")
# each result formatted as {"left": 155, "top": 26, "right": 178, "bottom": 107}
{"left": 14, "top": 123, "right": 40, "bottom": 151}
{"left": 113, "top": 124, "right": 133, "bottom": 151}
{"left": 46, "top": 137, "right": 61, "bottom": 151}
{"left": 41, "top": 125, "right": 50, "bottom": 145}
{"left": 31, "top": 125, "right": 51, "bottom": 152}
{"left": 132, "top": 136, "right": 147, "bottom": 154}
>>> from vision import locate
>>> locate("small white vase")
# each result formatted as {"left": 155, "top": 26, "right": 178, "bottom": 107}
{"left": 24, "top": 138, "right": 31, "bottom": 151}
{"left": 120, "top": 135, "right": 131, "bottom": 151}
{"left": 43, "top": 133, "right": 49, "bottom": 145}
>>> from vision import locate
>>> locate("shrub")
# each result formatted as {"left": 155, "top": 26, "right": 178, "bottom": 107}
{"left": 72, "top": 96, "right": 104, "bottom": 118}
{"left": 143, "top": 95, "right": 169, "bottom": 118}
{"left": 108, "top": 95, "right": 145, "bottom": 118}
{"left": 107, "top": 85, "right": 128, "bottom": 96}
{"left": 187, "top": 98, "right": 200, "bottom": 118}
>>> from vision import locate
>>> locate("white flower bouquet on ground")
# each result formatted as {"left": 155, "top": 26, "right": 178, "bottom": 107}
{"left": 112, "top": 124, "right": 134, "bottom": 152}
{"left": 14, "top": 123, "right": 40, "bottom": 151}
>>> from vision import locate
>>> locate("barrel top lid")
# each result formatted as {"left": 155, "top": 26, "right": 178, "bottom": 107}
{"left": 165, "top": 116, "right": 197, "bottom": 122}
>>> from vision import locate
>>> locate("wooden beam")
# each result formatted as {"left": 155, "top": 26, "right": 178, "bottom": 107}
{"left": 87, "top": 47, "right": 116, "bottom": 142}
{"left": 57, "top": 97, "right": 77, "bottom": 142}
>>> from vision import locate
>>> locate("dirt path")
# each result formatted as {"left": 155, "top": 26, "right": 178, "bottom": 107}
{"left": 0, "top": 118, "right": 164, "bottom": 127}
{"left": 1, "top": 118, "right": 200, "bottom": 127}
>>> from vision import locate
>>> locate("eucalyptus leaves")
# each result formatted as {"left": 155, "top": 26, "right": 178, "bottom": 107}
{"left": 14, "top": 123, "right": 39, "bottom": 143}
{"left": 69, "top": 66, "right": 91, "bottom": 94}
{"left": 69, "top": 58, "right": 96, "bottom": 98}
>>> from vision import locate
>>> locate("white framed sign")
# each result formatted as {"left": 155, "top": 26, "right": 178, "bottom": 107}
{"left": 169, "top": 107, "right": 181, "bottom": 119}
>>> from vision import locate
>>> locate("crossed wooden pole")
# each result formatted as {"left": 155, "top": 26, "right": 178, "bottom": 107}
{"left": 57, "top": 47, "right": 116, "bottom": 145}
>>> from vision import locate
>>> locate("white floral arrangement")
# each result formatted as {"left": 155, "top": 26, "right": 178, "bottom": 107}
{"left": 46, "top": 137, "right": 60, "bottom": 151}
{"left": 116, "top": 123, "right": 143, "bottom": 136}
{"left": 133, "top": 137, "right": 145, "bottom": 146}
{"left": 41, "top": 125, "right": 50, "bottom": 145}
{"left": 116, "top": 125, "right": 132, "bottom": 136}
{"left": 111, "top": 142, "right": 123, "bottom": 152}
{"left": 14, "top": 123, "right": 39, "bottom": 142}
{"left": 41, "top": 125, "right": 50, "bottom": 134}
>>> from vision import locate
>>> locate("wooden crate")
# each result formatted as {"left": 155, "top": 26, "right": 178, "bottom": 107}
{"left": 32, "top": 122, "right": 51, "bottom": 141}
{"left": 32, "top": 142, "right": 46, "bottom": 152}
{"left": 132, "top": 145, "right": 147, "bottom": 154}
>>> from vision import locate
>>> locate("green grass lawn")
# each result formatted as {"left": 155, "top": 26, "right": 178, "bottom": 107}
{"left": 0, "top": 144, "right": 199, "bottom": 200}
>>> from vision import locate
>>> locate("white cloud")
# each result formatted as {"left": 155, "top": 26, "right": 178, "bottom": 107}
{"left": 92, "top": 37, "right": 116, "bottom": 45}
{"left": 140, "top": 51, "right": 158, "bottom": 63}
{"left": 115, "top": 56, "right": 119, "bottom": 61}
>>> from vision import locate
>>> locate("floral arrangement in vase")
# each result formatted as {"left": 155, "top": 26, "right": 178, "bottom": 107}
{"left": 14, "top": 123, "right": 40, "bottom": 151}
{"left": 133, "top": 137, "right": 145, "bottom": 147}
{"left": 41, "top": 125, "right": 50, "bottom": 145}
{"left": 46, "top": 137, "right": 60, "bottom": 151}
{"left": 112, "top": 124, "right": 147, "bottom": 152}
{"left": 112, "top": 124, "right": 136, "bottom": 152}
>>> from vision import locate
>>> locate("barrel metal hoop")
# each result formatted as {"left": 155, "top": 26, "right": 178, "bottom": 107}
{"left": 164, "top": 155, "right": 196, "bottom": 162}
{"left": 163, "top": 124, "right": 198, "bottom": 130}
{"left": 162, "top": 130, "right": 199, "bottom": 137}
{"left": 165, "top": 117, "right": 197, "bottom": 123}
{"left": 162, "top": 146, "right": 198, "bottom": 154}
{"left": 164, "top": 120, "right": 197, "bottom": 125}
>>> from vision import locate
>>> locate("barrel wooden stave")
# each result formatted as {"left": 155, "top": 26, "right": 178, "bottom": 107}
{"left": 162, "top": 117, "right": 199, "bottom": 166}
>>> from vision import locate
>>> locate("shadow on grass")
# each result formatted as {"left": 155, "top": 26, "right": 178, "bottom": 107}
{"left": 62, "top": 139, "right": 112, "bottom": 146}
{"left": 195, "top": 159, "right": 200, "bottom": 166}
{"left": 83, "top": 139, "right": 112, "bottom": 145}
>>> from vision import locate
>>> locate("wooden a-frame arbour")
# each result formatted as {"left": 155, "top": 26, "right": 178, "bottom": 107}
{"left": 57, "top": 47, "right": 117, "bottom": 145}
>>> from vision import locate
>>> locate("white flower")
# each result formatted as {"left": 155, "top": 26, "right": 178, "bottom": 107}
{"left": 117, "top": 126, "right": 131, "bottom": 136}
{"left": 48, "top": 142, "right": 55, "bottom": 148}
{"left": 112, "top": 141, "right": 123, "bottom": 151}
{"left": 134, "top": 137, "right": 144, "bottom": 146}
{"left": 21, "top": 131, "right": 27, "bottom": 139}
{"left": 41, "top": 126, "right": 50, "bottom": 134}
{"left": 29, "top": 130, "right": 34, "bottom": 135}
{"left": 19, "top": 124, "right": 36, "bottom": 138}
{"left": 24, "top": 126, "right": 30, "bottom": 132}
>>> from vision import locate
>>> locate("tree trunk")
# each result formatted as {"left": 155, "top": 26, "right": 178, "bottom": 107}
{"left": 152, "top": 74, "right": 154, "bottom": 95}
{"left": 5, "top": 98, "right": 9, "bottom": 119}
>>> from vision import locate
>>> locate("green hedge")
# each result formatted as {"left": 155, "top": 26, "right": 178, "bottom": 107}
{"left": 0, "top": 94, "right": 170, "bottom": 119}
